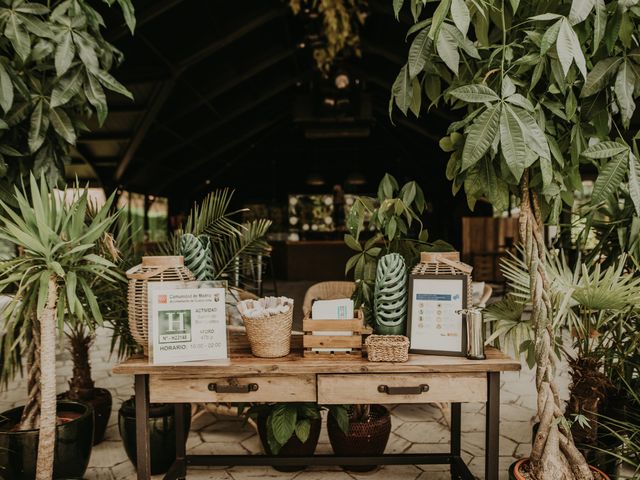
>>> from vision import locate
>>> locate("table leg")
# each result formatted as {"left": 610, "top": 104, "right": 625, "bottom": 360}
{"left": 135, "top": 375, "right": 151, "bottom": 480}
{"left": 175, "top": 403, "right": 187, "bottom": 480}
{"left": 485, "top": 372, "right": 500, "bottom": 480}
{"left": 450, "top": 402, "right": 461, "bottom": 478}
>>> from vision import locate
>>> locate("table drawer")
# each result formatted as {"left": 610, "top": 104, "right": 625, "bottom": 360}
{"left": 149, "top": 375, "right": 317, "bottom": 403}
{"left": 317, "top": 373, "right": 487, "bottom": 404}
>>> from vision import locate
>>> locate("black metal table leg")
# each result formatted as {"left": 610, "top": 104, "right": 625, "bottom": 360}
{"left": 175, "top": 403, "right": 187, "bottom": 479}
{"left": 135, "top": 375, "right": 151, "bottom": 480}
{"left": 450, "top": 403, "right": 461, "bottom": 478}
{"left": 485, "top": 372, "right": 500, "bottom": 480}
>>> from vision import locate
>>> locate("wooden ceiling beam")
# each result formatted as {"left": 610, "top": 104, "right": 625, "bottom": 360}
{"left": 177, "top": 7, "right": 287, "bottom": 73}
{"left": 158, "top": 113, "right": 288, "bottom": 193}
{"left": 115, "top": 78, "right": 176, "bottom": 182}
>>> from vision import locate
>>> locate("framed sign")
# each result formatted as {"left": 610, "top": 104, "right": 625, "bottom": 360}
{"left": 407, "top": 274, "right": 468, "bottom": 356}
{"left": 148, "top": 281, "right": 228, "bottom": 364}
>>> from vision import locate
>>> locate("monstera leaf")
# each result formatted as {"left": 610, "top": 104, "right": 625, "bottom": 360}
{"left": 373, "top": 253, "right": 408, "bottom": 335}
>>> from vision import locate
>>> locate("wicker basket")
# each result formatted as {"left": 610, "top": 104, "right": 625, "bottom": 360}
{"left": 126, "top": 256, "right": 195, "bottom": 355}
{"left": 240, "top": 300, "right": 293, "bottom": 358}
{"left": 365, "top": 335, "right": 410, "bottom": 362}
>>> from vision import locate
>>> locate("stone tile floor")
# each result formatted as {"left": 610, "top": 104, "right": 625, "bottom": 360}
{"left": 0, "top": 327, "right": 585, "bottom": 480}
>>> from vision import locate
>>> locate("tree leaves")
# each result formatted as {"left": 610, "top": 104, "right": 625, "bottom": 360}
{"left": 450, "top": 84, "right": 499, "bottom": 103}
{"left": 95, "top": 69, "right": 134, "bottom": 99}
{"left": 581, "top": 57, "right": 622, "bottom": 97}
{"left": 500, "top": 104, "right": 528, "bottom": 181}
{"left": 51, "top": 67, "right": 83, "bottom": 107}
{"left": 451, "top": 0, "right": 470, "bottom": 37}
{"left": 5, "top": 11, "right": 31, "bottom": 61}
{"left": 581, "top": 141, "right": 629, "bottom": 159}
{"left": 628, "top": 152, "right": 640, "bottom": 216}
{"left": 569, "top": 0, "right": 595, "bottom": 25}
{"left": 55, "top": 31, "right": 75, "bottom": 77}
{"left": 28, "top": 99, "right": 49, "bottom": 153}
{"left": 461, "top": 103, "right": 501, "bottom": 171}
{"left": 592, "top": 153, "right": 629, "bottom": 206}
{"left": 392, "top": 65, "right": 412, "bottom": 115}
{"left": 436, "top": 24, "right": 460, "bottom": 74}
{"left": 556, "top": 18, "right": 587, "bottom": 79}
{"left": 614, "top": 60, "right": 636, "bottom": 129}
{"left": 408, "top": 27, "right": 432, "bottom": 78}
{"left": 0, "top": 62, "right": 14, "bottom": 112}
{"left": 50, "top": 107, "right": 76, "bottom": 145}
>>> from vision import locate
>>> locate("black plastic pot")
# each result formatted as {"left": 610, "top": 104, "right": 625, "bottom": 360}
{"left": 60, "top": 387, "right": 112, "bottom": 445}
{"left": 118, "top": 398, "right": 191, "bottom": 475}
{"left": 0, "top": 401, "right": 94, "bottom": 480}
{"left": 257, "top": 414, "right": 322, "bottom": 472}
{"left": 327, "top": 405, "right": 392, "bottom": 472}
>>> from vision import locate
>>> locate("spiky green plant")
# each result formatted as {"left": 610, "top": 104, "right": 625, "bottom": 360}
{"left": 0, "top": 175, "right": 121, "bottom": 480}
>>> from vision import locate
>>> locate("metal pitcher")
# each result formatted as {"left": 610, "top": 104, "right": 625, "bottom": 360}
{"left": 457, "top": 308, "right": 486, "bottom": 360}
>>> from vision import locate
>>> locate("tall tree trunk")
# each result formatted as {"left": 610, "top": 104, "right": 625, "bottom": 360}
{"left": 35, "top": 276, "right": 58, "bottom": 480}
{"left": 20, "top": 314, "right": 41, "bottom": 430}
{"left": 67, "top": 326, "right": 95, "bottom": 402}
{"left": 519, "top": 173, "right": 593, "bottom": 480}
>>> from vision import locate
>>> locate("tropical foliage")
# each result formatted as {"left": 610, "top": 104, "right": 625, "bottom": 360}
{"left": 0, "top": 0, "right": 135, "bottom": 194}
{"left": 390, "top": 0, "right": 640, "bottom": 477}
{"left": 0, "top": 175, "right": 121, "bottom": 478}
{"left": 344, "top": 173, "right": 451, "bottom": 324}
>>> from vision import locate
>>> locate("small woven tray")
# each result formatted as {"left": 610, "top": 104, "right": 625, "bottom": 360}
{"left": 365, "top": 335, "right": 410, "bottom": 362}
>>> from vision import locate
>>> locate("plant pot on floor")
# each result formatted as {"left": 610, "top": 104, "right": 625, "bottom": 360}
{"left": 257, "top": 414, "right": 322, "bottom": 472}
{"left": 327, "top": 404, "right": 392, "bottom": 472}
{"left": 59, "top": 387, "right": 112, "bottom": 445}
{"left": 0, "top": 401, "right": 94, "bottom": 480}
{"left": 118, "top": 398, "right": 191, "bottom": 475}
{"left": 508, "top": 458, "right": 610, "bottom": 480}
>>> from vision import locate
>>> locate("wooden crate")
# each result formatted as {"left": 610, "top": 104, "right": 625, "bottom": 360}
{"left": 302, "top": 310, "right": 365, "bottom": 359}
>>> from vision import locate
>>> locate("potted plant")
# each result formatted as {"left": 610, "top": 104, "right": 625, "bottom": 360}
{"left": 391, "top": 0, "right": 640, "bottom": 477}
{"left": 0, "top": 176, "right": 122, "bottom": 480}
{"left": 327, "top": 403, "right": 392, "bottom": 472}
{"left": 240, "top": 403, "right": 329, "bottom": 472}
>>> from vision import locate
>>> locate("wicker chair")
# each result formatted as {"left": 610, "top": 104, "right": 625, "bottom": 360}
{"left": 302, "top": 281, "right": 356, "bottom": 318}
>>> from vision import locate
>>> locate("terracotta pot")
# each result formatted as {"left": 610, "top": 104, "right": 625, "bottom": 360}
{"left": 327, "top": 405, "right": 392, "bottom": 472}
{"left": 0, "top": 401, "right": 94, "bottom": 480}
{"left": 60, "top": 387, "right": 112, "bottom": 445}
{"left": 257, "top": 414, "right": 322, "bottom": 472}
{"left": 508, "top": 458, "right": 610, "bottom": 480}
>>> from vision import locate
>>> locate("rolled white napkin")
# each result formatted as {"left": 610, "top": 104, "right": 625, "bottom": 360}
{"left": 238, "top": 296, "right": 293, "bottom": 319}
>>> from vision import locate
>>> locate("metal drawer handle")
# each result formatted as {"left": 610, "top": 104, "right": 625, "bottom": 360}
{"left": 377, "top": 384, "right": 429, "bottom": 395}
{"left": 208, "top": 383, "right": 259, "bottom": 393}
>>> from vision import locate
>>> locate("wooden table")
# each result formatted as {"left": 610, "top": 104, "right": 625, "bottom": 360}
{"left": 113, "top": 335, "right": 520, "bottom": 480}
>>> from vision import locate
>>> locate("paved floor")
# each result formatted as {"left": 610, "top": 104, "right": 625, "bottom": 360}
{"left": 2, "top": 323, "right": 564, "bottom": 480}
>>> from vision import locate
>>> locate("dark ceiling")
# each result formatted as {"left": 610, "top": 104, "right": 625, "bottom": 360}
{"left": 70, "top": 0, "right": 460, "bottom": 222}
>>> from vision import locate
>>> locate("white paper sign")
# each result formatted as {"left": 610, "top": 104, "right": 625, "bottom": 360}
{"left": 410, "top": 278, "right": 464, "bottom": 352}
{"left": 148, "top": 281, "right": 228, "bottom": 364}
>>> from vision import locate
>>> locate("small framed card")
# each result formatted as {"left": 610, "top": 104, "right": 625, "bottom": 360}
{"left": 148, "top": 281, "right": 228, "bottom": 364}
{"left": 407, "top": 274, "right": 468, "bottom": 356}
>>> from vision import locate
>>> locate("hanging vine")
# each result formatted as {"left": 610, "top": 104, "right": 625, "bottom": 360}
{"left": 290, "top": 0, "right": 368, "bottom": 75}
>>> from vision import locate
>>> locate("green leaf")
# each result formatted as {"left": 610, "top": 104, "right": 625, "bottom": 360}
{"left": 95, "top": 69, "right": 134, "bottom": 100}
{"left": 451, "top": 0, "right": 470, "bottom": 37}
{"left": 540, "top": 19, "right": 562, "bottom": 55}
{"left": 270, "top": 406, "right": 297, "bottom": 446}
{"left": 593, "top": 0, "right": 607, "bottom": 50}
{"left": 117, "top": 0, "right": 136, "bottom": 34}
{"left": 79, "top": 276, "right": 103, "bottom": 325}
{"left": 66, "top": 270, "right": 77, "bottom": 315}
{"left": 511, "top": 107, "right": 550, "bottom": 161}
{"left": 505, "top": 94, "right": 534, "bottom": 112}
{"left": 529, "top": 13, "right": 562, "bottom": 21}
{"left": 581, "top": 57, "right": 622, "bottom": 97}
{"left": 581, "top": 141, "right": 629, "bottom": 159}
{"left": 392, "top": 65, "right": 412, "bottom": 115}
{"left": 55, "top": 31, "right": 75, "bottom": 77}
{"left": 569, "top": 0, "right": 595, "bottom": 25}
{"left": 50, "top": 67, "right": 83, "bottom": 107}
{"left": 450, "top": 84, "right": 499, "bottom": 103}
{"left": 0, "top": 62, "right": 14, "bottom": 113}
{"left": 294, "top": 418, "right": 311, "bottom": 443}
{"left": 74, "top": 33, "right": 99, "bottom": 73}
{"left": 408, "top": 28, "right": 432, "bottom": 78}
{"left": 84, "top": 73, "right": 107, "bottom": 125}
{"left": 499, "top": 105, "right": 527, "bottom": 181}
{"left": 556, "top": 19, "right": 587, "bottom": 79}
{"left": 330, "top": 406, "right": 350, "bottom": 434}
{"left": 424, "top": 74, "right": 441, "bottom": 103}
{"left": 344, "top": 234, "right": 362, "bottom": 252}
{"left": 592, "top": 153, "right": 629, "bottom": 205}
{"left": 429, "top": 0, "right": 452, "bottom": 41}
{"left": 5, "top": 13, "right": 31, "bottom": 61}
{"left": 461, "top": 103, "right": 501, "bottom": 171}
{"left": 615, "top": 60, "right": 636, "bottom": 129}
{"left": 393, "top": 0, "right": 405, "bottom": 19}
{"left": 50, "top": 107, "right": 76, "bottom": 145}
{"left": 436, "top": 24, "right": 460, "bottom": 74}
{"left": 28, "top": 100, "right": 49, "bottom": 153}
{"left": 628, "top": 152, "right": 640, "bottom": 216}
{"left": 409, "top": 77, "right": 421, "bottom": 116}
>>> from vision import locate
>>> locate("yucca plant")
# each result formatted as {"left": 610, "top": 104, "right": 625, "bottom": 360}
{"left": 0, "top": 175, "right": 121, "bottom": 480}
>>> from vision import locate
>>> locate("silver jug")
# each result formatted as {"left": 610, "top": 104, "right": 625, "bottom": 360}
{"left": 457, "top": 308, "right": 486, "bottom": 360}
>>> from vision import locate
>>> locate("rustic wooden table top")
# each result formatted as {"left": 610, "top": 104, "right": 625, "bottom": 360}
{"left": 113, "top": 334, "right": 521, "bottom": 376}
